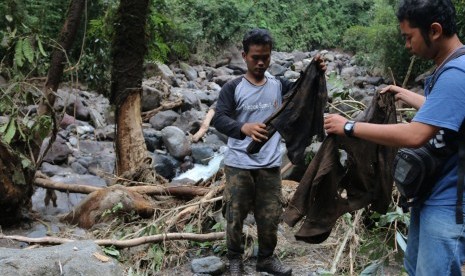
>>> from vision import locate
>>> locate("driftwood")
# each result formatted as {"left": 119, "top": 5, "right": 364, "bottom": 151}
{"left": 191, "top": 108, "right": 216, "bottom": 142}
{"left": 141, "top": 99, "right": 183, "bottom": 122}
{"left": 0, "top": 232, "right": 225, "bottom": 248}
{"left": 34, "top": 177, "right": 210, "bottom": 197}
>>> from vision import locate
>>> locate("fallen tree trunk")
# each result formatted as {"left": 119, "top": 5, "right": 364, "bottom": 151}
{"left": 34, "top": 177, "right": 210, "bottom": 197}
{"left": 0, "top": 232, "right": 225, "bottom": 248}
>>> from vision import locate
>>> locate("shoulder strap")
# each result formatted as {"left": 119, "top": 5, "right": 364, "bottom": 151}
{"left": 456, "top": 123, "right": 465, "bottom": 224}
{"left": 429, "top": 47, "right": 465, "bottom": 90}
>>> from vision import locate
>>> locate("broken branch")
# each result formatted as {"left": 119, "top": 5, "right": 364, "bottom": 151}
{"left": 141, "top": 99, "right": 183, "bottom": 122}
{"left": 0, "top": 232, "right": 225, "bottom": 248}
{"left": 34, "top": 177, "right": 210, "bottom": 197}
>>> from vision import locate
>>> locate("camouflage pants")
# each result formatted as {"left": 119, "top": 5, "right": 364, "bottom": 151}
{"left": 223, "top": 165, "right": 284, "bottom": 259}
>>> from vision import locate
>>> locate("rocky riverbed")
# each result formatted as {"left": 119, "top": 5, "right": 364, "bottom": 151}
{"left": 0, "top": 47, "right": 423, "bottom": 275}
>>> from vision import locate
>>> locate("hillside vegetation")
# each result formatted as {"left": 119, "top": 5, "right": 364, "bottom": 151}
{"left": 1, "top": 0, "right": 465, "bottom": 92}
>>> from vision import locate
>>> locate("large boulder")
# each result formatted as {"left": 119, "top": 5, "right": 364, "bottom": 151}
{"left": 0, "top": 241, "right": 124, "bottom": 276}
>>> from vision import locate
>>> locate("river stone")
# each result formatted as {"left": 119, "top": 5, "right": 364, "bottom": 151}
{"left": 0, "top": 241, "right": 124, "bottom": 276}
{"left": 161, "top": 126, "right": 191, "bottom": 160}
{"left": 191, "top": 256, "right": 226, "bottom": 275}
{"left": 149, "top": 110, "right": 179, "bottom": 130}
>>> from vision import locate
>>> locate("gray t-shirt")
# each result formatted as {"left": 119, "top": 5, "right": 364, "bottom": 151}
{"left": 213, "top": 75, "right": 287, "bottom": 169}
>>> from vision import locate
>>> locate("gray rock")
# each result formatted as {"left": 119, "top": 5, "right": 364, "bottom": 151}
{"left": 161, "top": 126, "right": 191, "bottom": 160}
{"left": 156, "top": 62, "right": 175, "bottom": 83}
{"left": 149, "top": 110, "right": 180, "bottom": 130}
{"left": 71, "top": 161, "right": 88, "bottom": 174}
{"left": 142, "top": 85, "right": 163, "bottom": 112}
{"left": 40, "top": 162, "right": 74, "bottom": 177}
{"left": 173, "top": 109, "right": 205, "bottom": 134}
{"left": 42, "top": 136, "right": 73, "bottom": 165}
{"left": 268, "top": 63, "right": 288, "bottom": 76}
{"left": 95, "top": 124, "right": 116, "bottom": 141}
{"left": 143, "top": 128, "right": 162, "bottom": 152}
{"left": 180, "top": 62, "right": 198, "bottom": 81}
{"left": 151, "top": 152, "right": 180, "bottom": 180}
{"left": 191, "top": 256, "right": 226, "bottom": 275}
{"left": 212, "top": 75, "right": 235, "bottom": 87}
{"left": 191, "top": 145, "right": 215, "bottom": 165}
{"left": 284, "top": 70, "right": 301, "bottom": 80}
{"left": 0, "top": 241, "right": 124, "bottom": 276}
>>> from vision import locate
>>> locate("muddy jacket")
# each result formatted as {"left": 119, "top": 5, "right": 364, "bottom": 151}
{"left": 283, "top": 93, "right": 397, "bottom": 243}
{"left": 247, "top": 60, "right": 327, "bottom": 164}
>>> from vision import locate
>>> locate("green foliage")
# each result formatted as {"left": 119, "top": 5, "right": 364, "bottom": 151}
{"left": 78, "top": 1, "right": 118, "bottom": 94}
{"left": 0, "top": 0, "right": 67, "bottom": 79}
{"left": 454, "top": 0, "right": 465, "bottom": 41}
{"left": 102, "top": 246, "right": 121, "bottom": 259}
{"left": 102, "top": 202, "right": 124, "bottom": 218}
{"left": 0, "top": 83, "right": 52, "bottom": 150}
{"left": 342, "top": 0, "right": 449, "bottom": 82}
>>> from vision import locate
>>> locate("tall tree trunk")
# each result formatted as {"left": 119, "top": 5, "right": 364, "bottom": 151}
{"left": 111, "top": 0, "right": 153, "bottom": 180}
{"left": 0, "top": 0, "right": 85, "bottom": 226}
{"left": 38, "top": 0, "right": 86, "bottom": 117}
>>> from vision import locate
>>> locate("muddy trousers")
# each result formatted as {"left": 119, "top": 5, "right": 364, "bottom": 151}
{"left": 223, "top": 166, "right": 283, "bottom": 259}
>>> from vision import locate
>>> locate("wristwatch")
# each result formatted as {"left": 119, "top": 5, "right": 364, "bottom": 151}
{"left": 343, "top": 120, "right": 356, "bottom": 137}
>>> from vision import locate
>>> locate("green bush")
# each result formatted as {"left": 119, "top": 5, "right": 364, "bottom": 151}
{"left": 343, "top": 0, "right": 434, "bottom": 83}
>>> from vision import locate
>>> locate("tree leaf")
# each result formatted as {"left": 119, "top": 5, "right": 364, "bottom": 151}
{"left": 14, "top": 39, "right": 24, "bottom": 67}
{"left": 360, "top": 260, "right": 383, "bottom": 275}
{"left": 3, "top": 119, "right": 16, "bottom": 144}
{"left": 396, "top": 230, "right": 407, "bottom": 253}
{"left": 22, "top": 38, "right": 34, "bottom": 64}
{"left": 36, "top": 35, "right": 47, "bottom": 57}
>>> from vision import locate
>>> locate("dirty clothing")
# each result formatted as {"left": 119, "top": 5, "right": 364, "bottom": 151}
{"left": 247, "top": 60, "right": 328, "bottom": 164}
{"left": 283, "top": 93, "right": 397, "bottom": 243}
{"left": 223, "top": 166, "right": 283, "bottom": 258}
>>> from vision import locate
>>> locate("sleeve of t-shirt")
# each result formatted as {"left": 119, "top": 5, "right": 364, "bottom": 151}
{"left": 413, "top": 67, "right": 465, "bottom": 132}
{"left": 212, "top": 78, "right": 246, "bottom": 140}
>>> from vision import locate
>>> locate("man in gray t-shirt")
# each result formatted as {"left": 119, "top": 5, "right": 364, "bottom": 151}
{"left": 213, "top": 28, "right": 326, "bottom": 276}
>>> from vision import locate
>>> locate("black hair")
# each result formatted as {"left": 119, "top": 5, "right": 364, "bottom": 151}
{"left": 242, "top": 28, "right": 273, "bottom": 53}
{"left": 397, "top": 0, "right": 457, "bottom": 45}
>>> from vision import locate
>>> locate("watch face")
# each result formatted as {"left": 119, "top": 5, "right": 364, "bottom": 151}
{"left": 344, "top": 121, "right": 354, "bottom": 137}
{"left": 344, "top": 123, "right": 352, "bottom": 131}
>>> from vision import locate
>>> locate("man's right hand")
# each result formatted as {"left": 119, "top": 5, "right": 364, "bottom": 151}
{"left": 241, "top": 122, "right": 268, "bottom": 142}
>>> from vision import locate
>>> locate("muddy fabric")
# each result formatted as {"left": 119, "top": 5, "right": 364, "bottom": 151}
{"left": 247, "top": 60, "right": 328, "bottom": 164}
{"left": 223, "top": 166, "right": 283, "bottom": 258}
{"left": 284, "top": 93, "right": 397, "bottom": 243}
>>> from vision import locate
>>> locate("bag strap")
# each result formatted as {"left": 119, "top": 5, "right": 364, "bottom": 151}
{"left": 428, "top": 46, "right": 465, "bottom": 224}
{"left": 429, "top": 46, "right": 465, "bottom": 90}
{"left": 456, "top": 125, "right": 465, "bottom": 224}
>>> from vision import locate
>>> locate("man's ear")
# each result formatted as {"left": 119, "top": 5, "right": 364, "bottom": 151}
{"left": 430, "top": 23, "right": 443, "bottom": 39}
